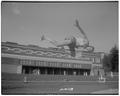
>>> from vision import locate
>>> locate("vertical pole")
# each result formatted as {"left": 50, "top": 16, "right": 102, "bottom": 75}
{"left": 22, "top": 68, "right": 25, "bottom": 74}
{"left": 24, "top": 76, "right": 27, "bottom": 83}
{"left": 64, "top": 70, "right": 66, "bottom": 75}
{"left": 37, "top": 68, "right": 40, "bottom": 75}
{"left": 73, "top": 71, "right": 76, "bottom": 75}
{"left": 111, "top": 71, "right": 113, "bottom": 78}
{"left": 17, "top": 65, "right": 22, "bottom": 74}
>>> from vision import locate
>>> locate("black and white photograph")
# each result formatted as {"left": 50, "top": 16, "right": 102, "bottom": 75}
{"left": 1, "top": 1, "right": 119, "bottom": 95}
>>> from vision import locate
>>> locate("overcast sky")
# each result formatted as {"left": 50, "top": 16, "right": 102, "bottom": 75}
{"left": 1, "top": 2, "right": 118, "bottom": 53}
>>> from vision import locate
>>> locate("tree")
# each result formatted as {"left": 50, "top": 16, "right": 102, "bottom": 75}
{"left": 102, "top": 45, "right": 119, "bottom": 72}
{"left": 102, "top": 54, "right": 111, "bottom": 72}
{"left": 109, "top": 45, "right": 119, "bottom": 72}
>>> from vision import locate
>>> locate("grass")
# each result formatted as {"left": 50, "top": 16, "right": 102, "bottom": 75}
{"left": 2, "top": 80, "right": 118, "bottom": 95}
{"left": 2, "top": 73, "right": 119, "bottom": 95}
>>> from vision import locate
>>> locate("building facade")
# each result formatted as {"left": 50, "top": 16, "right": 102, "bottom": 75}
{"left": 1, "top": 42, "right": 104, "bottom": 76}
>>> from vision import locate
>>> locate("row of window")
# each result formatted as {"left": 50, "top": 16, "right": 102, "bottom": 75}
{"left": 2, "top": 57, "right": 92, "bottom": 69}
{"left": 20, "top": 59, "right": 82, "bottom": 68}
{"left": 92, "top": 57, "right": 101, "bottom": 63}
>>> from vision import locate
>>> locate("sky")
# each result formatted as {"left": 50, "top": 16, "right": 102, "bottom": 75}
{"left": 1, "top": 2, "right": 118, "bottom": 53}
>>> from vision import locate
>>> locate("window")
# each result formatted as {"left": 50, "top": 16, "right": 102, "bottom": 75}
{"left": 92, "top": 58, "right": 95, "bottom": 62}
{"left": 25, "top": 50, "right": 32, "bottom": 54}
{"left": 14, "top": 48, "right": 21, "bottom": 52}
{"left": 78, "top": 64, "right": 81, "bottom": 68}
{"left": 2, "top": 47, "right": 8, "bottom": 51}
{"left": 40, "top": 61, "right": 44, "bottom": 66}
{"left": 25, "top": 59, "right": 29, "bottom": 65}
{"left": 95, "top": 57, "right": 101, "bottom": 63}
{"left": 68, "top": 64, "right": 71, "bottom": 67}
{"left": 49, "top": 62, "right": 51, "bottom": 66}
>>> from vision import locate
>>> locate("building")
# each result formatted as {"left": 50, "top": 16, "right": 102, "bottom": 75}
{"left": 1, "top": 41, "right": 104, "bottom": 76}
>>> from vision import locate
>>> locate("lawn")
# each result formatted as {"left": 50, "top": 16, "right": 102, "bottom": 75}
{"left": 2, "top": 80, "right": 118, "bottom": 95}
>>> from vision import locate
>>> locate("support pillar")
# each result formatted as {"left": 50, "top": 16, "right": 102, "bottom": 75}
{"left": 73, "top": 71, "right": 76, "bottom": 75}
{"left": 64, "top": 70, "right": 66, "bottom": 75}
{"left": 17, "top": 65, "right": 22, "bottom": 74}
{"left": 45, "top": 68, "right": 47, "bottom": 74}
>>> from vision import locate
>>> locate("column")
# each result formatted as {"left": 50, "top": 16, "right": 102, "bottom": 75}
{"left": 45, "top": 68, "right": 48, "bottom": 74}
{"left": 37, "top": 68, "right": 40, "bottom": 75}
{"left": 64, "top": 70, "right": 66, "bottom": 75}
{"left": 17, "top": 65, "right": 22, "bottom": 74}
{"left": 22, "top": 67, "right": 26, "bottom": 74}
{"left": 73, "top": 71, "right": 76, "bottom": 75}
{"left": 90, "top": 65, "right": 94, "bottom": 76}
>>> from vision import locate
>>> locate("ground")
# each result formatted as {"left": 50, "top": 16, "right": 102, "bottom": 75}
{"left": 2, "top": 80, "right": 118, "bottom": 95}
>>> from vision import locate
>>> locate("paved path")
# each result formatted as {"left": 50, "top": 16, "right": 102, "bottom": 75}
{"left": 92, "top": 89, "right": 118, "bottom": 94}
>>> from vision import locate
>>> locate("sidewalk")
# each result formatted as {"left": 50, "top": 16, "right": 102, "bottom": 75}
{"left": 92, "top": 89, "right": 118, "bottom": 94}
